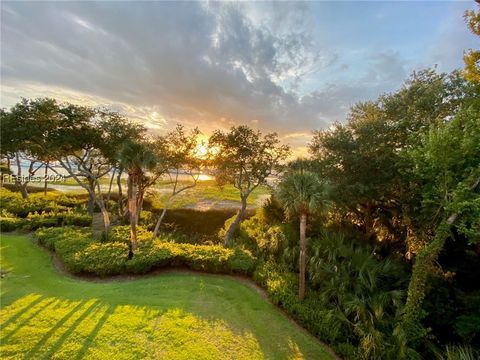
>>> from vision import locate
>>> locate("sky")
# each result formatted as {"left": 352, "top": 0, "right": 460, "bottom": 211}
{"left": 1, "top": 1, "right": 478, "bottom": 156}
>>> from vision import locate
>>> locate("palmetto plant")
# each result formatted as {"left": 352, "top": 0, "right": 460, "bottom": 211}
{"left": 277, "top": 171, "right": 329, "bottom": 299}
{"left": 308, "top": 230, "right": 411, "bottom": 359}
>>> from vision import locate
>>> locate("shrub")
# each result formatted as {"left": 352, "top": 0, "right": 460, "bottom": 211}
{"left": 126, "top": 241, "right": 175, "bottom": 274}
{"left": 0, "top": 215, "right": 24, "bottom": 232}
{"left": 0, "top": 189, "right": 86, "bottom": 218}
{"left": 138, "top": 210, "right": 155, "bottom": 228}
{"left": 236, "top": 210, "right": 287, "bottom": 258}
{"left": 34, "top": 225, "right": 256, "bottom": 277}
{"left": 108, "top": 225, "right": 152, "bottom": 244}
{"left": 74, "top": 242, "right": 129, "bottom": 276}
{"left": 24, "top": 210, "right": 92, "bottom": 230}
{"left": 35, "top": 225, "right": 91, "bottom": 246}
{"left": 253, "top": 261, "right": 358, "bottom": 359}
{"left": 128, "top": 241, "right": 256, "bottom": 275}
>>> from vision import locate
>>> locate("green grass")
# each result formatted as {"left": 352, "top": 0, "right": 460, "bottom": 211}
{"left": 0, "top": 234, "right": 334, "bottom": 359}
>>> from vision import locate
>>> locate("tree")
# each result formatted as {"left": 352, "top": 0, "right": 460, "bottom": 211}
{"left": 0, "top": 98, "right": 59, "bottom": 198}
{"left": 464, "top": 7, "right": 480, "bottom": 83}
{"left": 309, "top": 70, "right": 476, "bottom": 249}
{"left": 276, "top": 170, "right": 329, "bottom": 299}
{"left": 41, "top": 101, "right": 144, "bottom": 235}
{"left": 152, "top": 125, "right": 201, "bottom": 238}
{"left": 209, "top": 125, "right": 290, "bottom": 246}
{"left": 119, "top": 139, "right": 157, "bottom": 252}
{"left": 401, "top": 96, "right": 480, "bottom": 346}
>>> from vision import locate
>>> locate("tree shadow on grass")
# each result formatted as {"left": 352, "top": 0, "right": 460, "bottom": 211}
{"left": 1, "top": 297, "right": 58, "bottom": 344}
{"left": 74, "top": 304, "right": 115, "bottom": 360}
{"left": 25, "top": 299, "right": 89, "bottom": 358}
{"left": 45, "top": 300, "right": 101, "bottom": 358}
{"left": 0, "top": 293, "right": 45, "bottom": 329}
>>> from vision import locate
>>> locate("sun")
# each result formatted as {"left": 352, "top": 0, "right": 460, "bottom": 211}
{"left": 195, "top": 144, "right": 208, "bottom": 158}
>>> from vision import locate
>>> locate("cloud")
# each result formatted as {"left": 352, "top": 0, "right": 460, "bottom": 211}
{"left": 1, "top": 1, "right": 468, "bottom": 153}
{"left": 1, "top": 1, "right": 334, "bottom": 135}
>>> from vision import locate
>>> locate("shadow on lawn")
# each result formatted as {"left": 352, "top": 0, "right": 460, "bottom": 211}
{"left": 0, "top": 292, "right": 321, "bottom": 360}
{"left": 0, "top": 235, "right": 332, "bottom": 359}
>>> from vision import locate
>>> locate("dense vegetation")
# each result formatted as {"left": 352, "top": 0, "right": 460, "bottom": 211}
{"left": 1, "top": 7, "right": 479, "bottom": 360}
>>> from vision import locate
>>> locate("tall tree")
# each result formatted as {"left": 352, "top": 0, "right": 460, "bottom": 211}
{"left": 309, "top": 70, "right": 476, "bottom": 249}
{"left": 119, "top": 139, "right": 157, "bottom": 252}
{"left": 209, "top": 125, "right": 290, "bottom": 246}
{"left": 152, "top": 125, "right": 201, "bottom": 238}
{"left": 277, "top": 171, "right": 329, "bottom": 299}
{"left": 400, "top": 96, "right": 480, "bottom": 345}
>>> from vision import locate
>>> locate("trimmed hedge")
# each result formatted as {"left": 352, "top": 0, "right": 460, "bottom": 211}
{"left": 34, "top": 226, "right": 257, "bottom": 277}
{"left": 127, "top": 240, "right": 256, "bottom": 275}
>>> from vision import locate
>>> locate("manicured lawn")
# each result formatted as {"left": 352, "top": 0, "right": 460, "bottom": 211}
{"left": 0, "top": 234, "right": 334, "bottom": 359}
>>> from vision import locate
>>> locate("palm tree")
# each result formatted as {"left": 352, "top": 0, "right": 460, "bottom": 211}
{"left": 277, "top": 171, "right": 329, "bottom": 299}
{"left": 119, "top": 140, "right": 156, "bottom": 253}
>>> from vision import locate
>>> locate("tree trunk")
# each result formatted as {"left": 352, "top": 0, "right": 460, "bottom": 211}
{"left": 106, "top": 167, "right": 116, "bottom": 208}
{"left": 364, "top": 202, "right": 374, "bottom": 237}
{"left": 299, "top": 213, "right": 307, "bottom": 300}
{"left": 87, "top": 177, "right": 96, "bottom": 215}
{"left": 117, "top": 168, "right": 124, "bottom": 217}
{"left": 127, "top": 173, "right": 138, "bottom": 252}
{"left": 17, "top": 181, "right": 29, "bottom": 199}
{"left": 97, "top": 198, "right": 111, "bottom": 235}
{"left": 43, "top": 162, "right": 48, "bottom": 195}
{"left": 152, "top": 196, "right": 172, "bottom": 239}
{"left": 223, "top": 195, "right": 248, "bottom": 246}
{"left": 14, "top": 153, "right": 28, "bottom": 199}
{"left": 136, "top": 188, "right": 145, "bottom": 221}
{"left": 93, "top": 182, "right": 110, "bottom": 237}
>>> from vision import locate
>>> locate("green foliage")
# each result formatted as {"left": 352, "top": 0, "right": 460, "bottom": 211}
{"left": 402, "top": 97, "right": 480, "bottom": 344}
{"left": 138, "top": 210, "right": 155, "bottom": 228}
{"left": 128, "top": 240, "right": 256, "bottom": 275}
{"left": 34, "top": 226, "right": 85, "bottom": 251}
{"left": 108, "top": 225, "right": 152, "bottom": 244}
{"left": 0, "top": 211, "right": 23, "bottom": 232}
{"left": 126, "top": 240, "right": 175, "bottom": 273}
{"left": 75, "top": 242, "right": 129, "bottom": 276}
{"left": 253, "top": 261, "right": 359, "bottom": 359}
{"left": 159, "top": 208, "right": 239, "bottom": 242}
{"left": 0, "top": 189, "right": 85, "bottom": 218}
{"left": 209, "top": 125, "right": 290, "bottom": 192}
{"left": 209, "top": 125, "right": 290, "bottom": 243}
{"left": 276, "top": 171, "right": 329, "bottom": 218}
{"left": 455, "top": 315, "right": 480, "bottom": 344}
{"left": 34, "top": 226, "right": 256, "bottom": 276}
{"left": 24, "top": 209, "right": 91, "bottom": 230}
{"left": 308, "top": 231, "right": 410, "bottom": 359}
{"left": 440, "top": 344, "right": 478, "bottom": 360}
{"left": 229, "top": 208, "right": 287, "bottom": 258}
{"left": 309, "top": 70, "right": 476, "bottom": 244}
